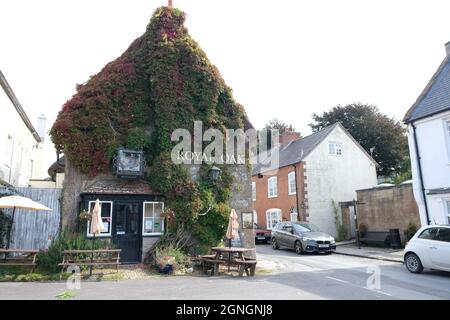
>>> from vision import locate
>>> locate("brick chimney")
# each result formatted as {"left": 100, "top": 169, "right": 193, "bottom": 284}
{"left": 446, "top": 41, "right": 450, "bottom": 56}
{"left": 279, "top": 130, "right": 301, "bottom": 145}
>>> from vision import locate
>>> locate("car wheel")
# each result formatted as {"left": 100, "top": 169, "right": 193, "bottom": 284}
{"left": 272, "top": 238, "right": 280, "bottom": 250}
{"left": 405, "top": 253, "right": 424, "bottom": 274}
{"left": 294, "top": 241, "right": 303, "bottom": 255}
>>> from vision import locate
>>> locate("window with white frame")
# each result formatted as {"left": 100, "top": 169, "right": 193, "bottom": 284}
{"left": 252, "top": 181, "right": 256, "bottom": 201}
{"left": 329, "top": 142, "right": 343, "bottom": 156}
{"left": 288, "top": 172, "right": 296, "bottom": 195}
{"left": 143, "top": 202, "right": 164, "bottom": 236}
{"left": 446, "top": 201, "right": 450, "bottom": 224}
{"left": 86, "top": 201, "right": 113, "bottom": 237}
{"left": 446, "top": 121, "right": 450, "bottom": 157}
{"left": 266, "top": 209, "right": 282, "bottom": 229}
{"left": 268, "top": 177, "right": 278, "bottom": 198}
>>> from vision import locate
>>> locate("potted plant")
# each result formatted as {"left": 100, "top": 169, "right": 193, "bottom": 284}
{"left": 156, "top": 255, "right": 174, "bottom": 274}
{"left": 358, "top": 223, "right": 367, "bottom": 237}
{"left": 79, "top": 209, "right": 92, "bottom": 221}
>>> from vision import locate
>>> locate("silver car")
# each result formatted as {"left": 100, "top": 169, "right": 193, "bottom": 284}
{"left": 271, "top": 221, "right": 336, "bottom": 254}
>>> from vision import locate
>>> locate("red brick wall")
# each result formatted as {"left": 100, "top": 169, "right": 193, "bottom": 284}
{"left": 252, "top": 162, "right": 306, "bottom": 229}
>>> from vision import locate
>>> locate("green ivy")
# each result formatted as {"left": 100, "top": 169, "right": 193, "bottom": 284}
{"left": 50, "top": 7, "right": 249, "bottom": 248}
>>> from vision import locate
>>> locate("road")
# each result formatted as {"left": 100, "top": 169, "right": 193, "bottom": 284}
{"left": 0, "top": 244, "right": 449, "bottom": 300}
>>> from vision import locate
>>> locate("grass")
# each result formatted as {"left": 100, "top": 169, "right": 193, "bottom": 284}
{"left": 0, "top": 266, "right": 71, "bottom": 282}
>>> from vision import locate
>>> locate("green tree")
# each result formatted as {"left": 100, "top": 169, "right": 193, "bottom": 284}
{"left": 264, "top": 118, "right": 296, "bottom": 134}
{"left": 310, "top": 103, "right": 408, "bottom": 177}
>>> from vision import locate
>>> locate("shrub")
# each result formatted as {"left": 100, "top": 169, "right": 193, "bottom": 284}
{"left": 337, "top": 224, "right": 348, "bottom": 242}
{"left": 37, "top": 231, "right": 112, "bottom": 273}
{"left": 404, "top": 222, "right": 418, "bottom": 242}
{"left": 153, "top": 244, "right": 192, "bottom": 273}
{"left": 358, "top": 223, "right": 368, "bottom": 236}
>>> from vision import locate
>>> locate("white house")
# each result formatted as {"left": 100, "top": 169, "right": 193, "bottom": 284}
{"left": 404, "top": 42, "right": 450, "bottom": 226}
{"left": 0, "top": 70, "right": 48, "bottom": 187}
{"left": 252, "top": 123, "right": 378, "bottom": 237}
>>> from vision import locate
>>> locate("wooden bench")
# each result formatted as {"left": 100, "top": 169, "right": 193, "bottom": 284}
{"left": 59, "top": 249, "right": 121, "bottom": 279}
{"left": 198, "top": 255, "right": 226, "bottom": 276}
{"left": 359, "top": 231, "right": 391, "bottom": 247}
{"left": 0, "top": 249, "right": 39, "bottom": 274}
{"left": 234, "top": 259, "right": 257, "bottom": 277}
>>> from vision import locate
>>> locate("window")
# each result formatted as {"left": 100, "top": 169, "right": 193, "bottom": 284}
{"left": 87, "top": 201, "right": 113, "bottom": 237}
{"left": 268, "top": 177, "right": 278, "bottom": 198}
{"left": 436, "top": 228, "right": 450, "bottom": 242}
{"left": 418, "top": 228, "right": 439, "bottom": 240}
{"left": 253, "top": 210, "right": 258, "bottom": 225}
{"left": 143, "top": 202, "right": 164, "bottom": 236}
{"left": 329, "top": 142, "right": 343, "bottom": 156}
{"left": 252, "top": 182, "right": 256, "bottom": 201}
{"left": 266, "top": 209, "right": 282, "bottom": 229}
{"left": 446, "top": 201, "right": 450, "bottom": 224}
{"left": 288, "top": 172, "right": 296, "bottom": 195}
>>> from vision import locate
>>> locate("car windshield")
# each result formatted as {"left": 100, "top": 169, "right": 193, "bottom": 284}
{"left": 293, "top": 223, "right": 321, "bottom": 233}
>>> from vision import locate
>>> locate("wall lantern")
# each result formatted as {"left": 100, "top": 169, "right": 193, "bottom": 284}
{"left": 209, "top": 166, "right": 222, "bottom": 182}
{"left": 113, "top": 148, "right": 145, "bottom": 179}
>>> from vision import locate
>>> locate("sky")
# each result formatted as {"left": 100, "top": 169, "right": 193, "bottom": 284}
{"left": 1, "top": 0, "right": 450, "bottom": 148}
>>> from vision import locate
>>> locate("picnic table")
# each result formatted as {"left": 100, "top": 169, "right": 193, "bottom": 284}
{"left": 198, "top": 247, "right": 256, "bottom": 277}
{"left": 0, "top": 249, "right": 39, "bottom": 273}
{"left": 58, "top": 249, "right": 121, "bottom": 279}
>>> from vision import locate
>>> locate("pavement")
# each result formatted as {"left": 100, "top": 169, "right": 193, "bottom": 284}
{"left": 1, "top": 244, "right": 450, "bottom": 300}
{"left": 334, "top": 243, "right": 404, "bottom": 263}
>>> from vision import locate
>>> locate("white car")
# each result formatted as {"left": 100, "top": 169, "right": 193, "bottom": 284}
{"left": 404, "top": 225, "right": 450, "bottom": 273}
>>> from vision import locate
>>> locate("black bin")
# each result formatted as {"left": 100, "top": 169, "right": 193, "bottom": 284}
{"left": 389, "top": 229, "right": 402, "bottom": 249}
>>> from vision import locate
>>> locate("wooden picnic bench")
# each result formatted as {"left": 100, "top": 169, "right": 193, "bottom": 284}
{"left": 58, "top": 249, "right": 121, "bottom": 279}
{"left": 198, "top": 247, "right": 257, "bottom": 277}
{"left": 0, "top": 249, "right": 39, "bottom": 274}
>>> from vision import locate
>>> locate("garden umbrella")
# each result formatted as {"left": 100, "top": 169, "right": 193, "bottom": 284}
{"left": 225, "top": 209, "right": 239, "bottom": 271}
{"left": 89, "top": 199, "right": 104, "bottom": 276}
{"left": 0, "top": 195, "right": 51, "bottom": 249}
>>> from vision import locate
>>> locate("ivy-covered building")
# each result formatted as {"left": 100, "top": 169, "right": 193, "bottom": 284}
{"left": 50, "top": 7, "right": 255, "bottom": 263}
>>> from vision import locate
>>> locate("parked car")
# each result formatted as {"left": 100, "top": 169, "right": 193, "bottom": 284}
{"left": 404, "top": 225, "right": 450, "bottom": 274}
{"left": 271, "top": 221, "right": 336, "bottom": 254}
{"left": 254, "top": 223, "right": 271, "bottom": 244}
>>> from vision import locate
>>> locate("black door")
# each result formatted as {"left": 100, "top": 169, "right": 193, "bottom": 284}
{"left": 113, "top": 202, "right": 142, "bottom": 264}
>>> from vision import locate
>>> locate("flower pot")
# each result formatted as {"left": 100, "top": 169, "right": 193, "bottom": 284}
{"left": 157, "top": 264, "right": 173, "bottom": 274}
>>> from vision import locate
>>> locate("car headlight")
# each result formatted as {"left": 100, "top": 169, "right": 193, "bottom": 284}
{"left": 330, "top": 239, "right": 336, "bottom": 244}
{"left": 305, "top": 239, "right": 316, "bottom": 245}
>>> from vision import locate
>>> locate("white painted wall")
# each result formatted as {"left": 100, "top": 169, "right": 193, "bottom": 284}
{"left": 407, "top": 109, "right": 450, "bottom": 226}
{"left": 0, "top": 86, "right": 47, "bottom": 187}
{"left": 304, "top": 124, "right": 378, "bottom": 237}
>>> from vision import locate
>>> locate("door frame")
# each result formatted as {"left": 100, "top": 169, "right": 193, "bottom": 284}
{"left": 112, "top": 201, "right": 143, "bottom": 264}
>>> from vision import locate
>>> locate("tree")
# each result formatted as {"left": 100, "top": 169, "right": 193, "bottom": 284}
{"left": 309, "top": 103, "right": 409, "bottom": 177}
{"left": 264, "top": 118, "right": 296, "bottom": 134}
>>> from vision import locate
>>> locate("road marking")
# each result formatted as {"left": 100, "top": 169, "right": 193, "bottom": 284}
{"left": 326, "top": 276, "right": 349, "bottom": 284}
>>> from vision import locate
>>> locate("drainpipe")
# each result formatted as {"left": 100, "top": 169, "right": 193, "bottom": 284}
{"left": 292, "top": 163, "right": 301, "bottom": 221}
{"left": 411, "top": 122, "right": 430, "bottom": 225}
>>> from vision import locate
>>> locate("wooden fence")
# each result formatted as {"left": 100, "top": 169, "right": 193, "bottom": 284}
{"left": 1, "top": 187, "right": 61, "bottom": 250}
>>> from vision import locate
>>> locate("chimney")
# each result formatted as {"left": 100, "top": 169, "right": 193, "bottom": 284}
{"left": 446, "top": 41, "right": 450, "bottom": 56}
{"left": 279, "top": 130, "right": 301, "bottom": 145}
{"left": 37, "top": 114, "right": 47, "bottom": 142}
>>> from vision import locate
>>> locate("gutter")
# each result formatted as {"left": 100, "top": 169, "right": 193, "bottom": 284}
{"left": 411, "top": 122, "right": 430, "bottom": 225}
{"left": 0, "top": 70, "right": 41, "bottom": 143}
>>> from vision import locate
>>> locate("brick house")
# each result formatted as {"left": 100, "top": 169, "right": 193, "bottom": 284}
{"left": 252, "top": 123, "right": 378, "bottom": 237}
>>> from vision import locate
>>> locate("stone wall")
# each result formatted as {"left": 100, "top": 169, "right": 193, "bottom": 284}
{"left": 229, "top": 164, "right": 255, "bottom": 259}
{"left": 356, "top": 183, "right": 420, "bottom": 243}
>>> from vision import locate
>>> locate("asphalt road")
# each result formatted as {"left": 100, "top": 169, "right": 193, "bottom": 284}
{"left": 0, "top": 244, "right": 449, "bottom": 300}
